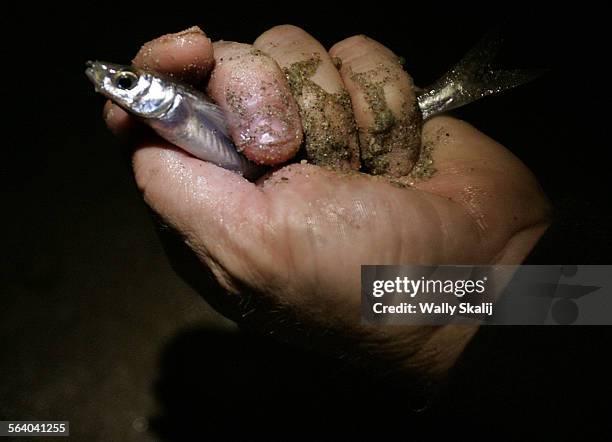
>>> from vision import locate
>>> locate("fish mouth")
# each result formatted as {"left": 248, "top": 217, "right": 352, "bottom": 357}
{"left": 85, "top": 60, "right": 105, "bottom": 88}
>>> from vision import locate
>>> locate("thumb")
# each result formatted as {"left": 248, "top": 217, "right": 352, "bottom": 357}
{"left": 132, "top": 142, "right": 270, "bottom": 289}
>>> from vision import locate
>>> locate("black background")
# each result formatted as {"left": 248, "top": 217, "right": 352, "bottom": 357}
{"left": 1, "top": 7, "right": 610, "bottom": 441}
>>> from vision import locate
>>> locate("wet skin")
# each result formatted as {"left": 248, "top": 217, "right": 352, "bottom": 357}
{"left": 103, "top": 25, "right": 551, "bottom": 381}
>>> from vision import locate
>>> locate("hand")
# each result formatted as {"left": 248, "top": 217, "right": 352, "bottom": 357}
{"left": 104, "top": 25, "right": 551, "bottom": 383}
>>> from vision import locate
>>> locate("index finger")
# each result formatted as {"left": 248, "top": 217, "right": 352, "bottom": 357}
{"left": 132, "top": 26, "right": 215, "bottom": 84}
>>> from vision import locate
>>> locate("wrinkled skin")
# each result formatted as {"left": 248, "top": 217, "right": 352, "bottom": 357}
{"left": 103, "top": 25, "right": 551, "bottom": 384}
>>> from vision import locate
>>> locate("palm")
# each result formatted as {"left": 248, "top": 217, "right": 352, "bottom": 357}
{"left": 223, "top": 116, "right": 549, "bottom": 302}
{"left": 165, "top": 115, "right": 546, "bottom": 377}
{"left": 138, "top": 116, "right": 544, "bottom": 377}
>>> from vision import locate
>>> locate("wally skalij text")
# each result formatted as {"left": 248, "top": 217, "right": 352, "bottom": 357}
{"left": 362, "top": 275, "right": 495, "bottom": 325}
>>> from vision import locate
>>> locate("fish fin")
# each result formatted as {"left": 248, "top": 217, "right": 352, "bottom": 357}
{"left": 198, "top": 128, "right": 264, "bottom": 180}
{"left": 197, "top": 100, "right": 232, "bottom": 138}
{"left": 417, "top": 30, "right": 547, "bottom": 119}
{"left": 190, "top": 99, "right": 265, "bottom": 179}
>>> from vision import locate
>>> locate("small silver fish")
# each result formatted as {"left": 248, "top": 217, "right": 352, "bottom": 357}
{"left": 86, "top": 61, "right": 264, "bottom": 180}
{"left": 86, "top": 33, "right": 541, "bottom": 179}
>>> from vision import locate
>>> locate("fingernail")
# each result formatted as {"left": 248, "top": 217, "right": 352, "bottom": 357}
{"left": 156, "top": 26, "right": 206, "bottom": 47}
{"left": 250, "top": 114, "right": 289, "bottom": 144}
{"left": 237, "top": 113, "right": 301, "bottom": 165}
{"left": 175, "top": 26, "right": 205, "bottom": 37}
{"left": 103, "top": 100, "right": 115, "bottom": 122}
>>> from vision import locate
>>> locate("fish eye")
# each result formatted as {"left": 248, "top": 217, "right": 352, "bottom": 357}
{"left": 113, "top": 71, "right": 138, "bottom": 90}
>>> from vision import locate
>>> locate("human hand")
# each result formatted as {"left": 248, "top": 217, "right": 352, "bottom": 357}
{"left": 103, "top": 25, "right": 551, "bottom": 383}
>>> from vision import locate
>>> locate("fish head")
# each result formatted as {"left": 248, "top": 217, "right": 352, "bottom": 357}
{"left": 85, "top": 61, "right": 176, "bottom": 118}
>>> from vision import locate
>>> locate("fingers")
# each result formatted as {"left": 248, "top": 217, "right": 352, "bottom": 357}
{"left": 103, "top": 100, "right": 134, "bottom": 140}
{"left": 254, "top": 25, "right": 360, "bottom": 171}
{"left": 330, "top": 35, "right": 422, "bottom": 177}
{"left": 207, "top": 41, "right": 303, "bottom": 166}
{"left": 132, "top": 26, "right": 214, "bottom": 84}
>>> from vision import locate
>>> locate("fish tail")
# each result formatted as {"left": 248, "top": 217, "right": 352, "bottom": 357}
{"left": 417, "top": 30, "right": 547, "bottom": 119}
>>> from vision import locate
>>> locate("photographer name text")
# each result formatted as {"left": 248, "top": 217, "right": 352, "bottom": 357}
{"left": 370, "top": 276, "right": 493, "bottom": 317}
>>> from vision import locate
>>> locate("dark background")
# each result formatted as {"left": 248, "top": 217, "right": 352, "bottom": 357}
{"left": 1, "top": 8, "right": 611, "bottom": 441}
